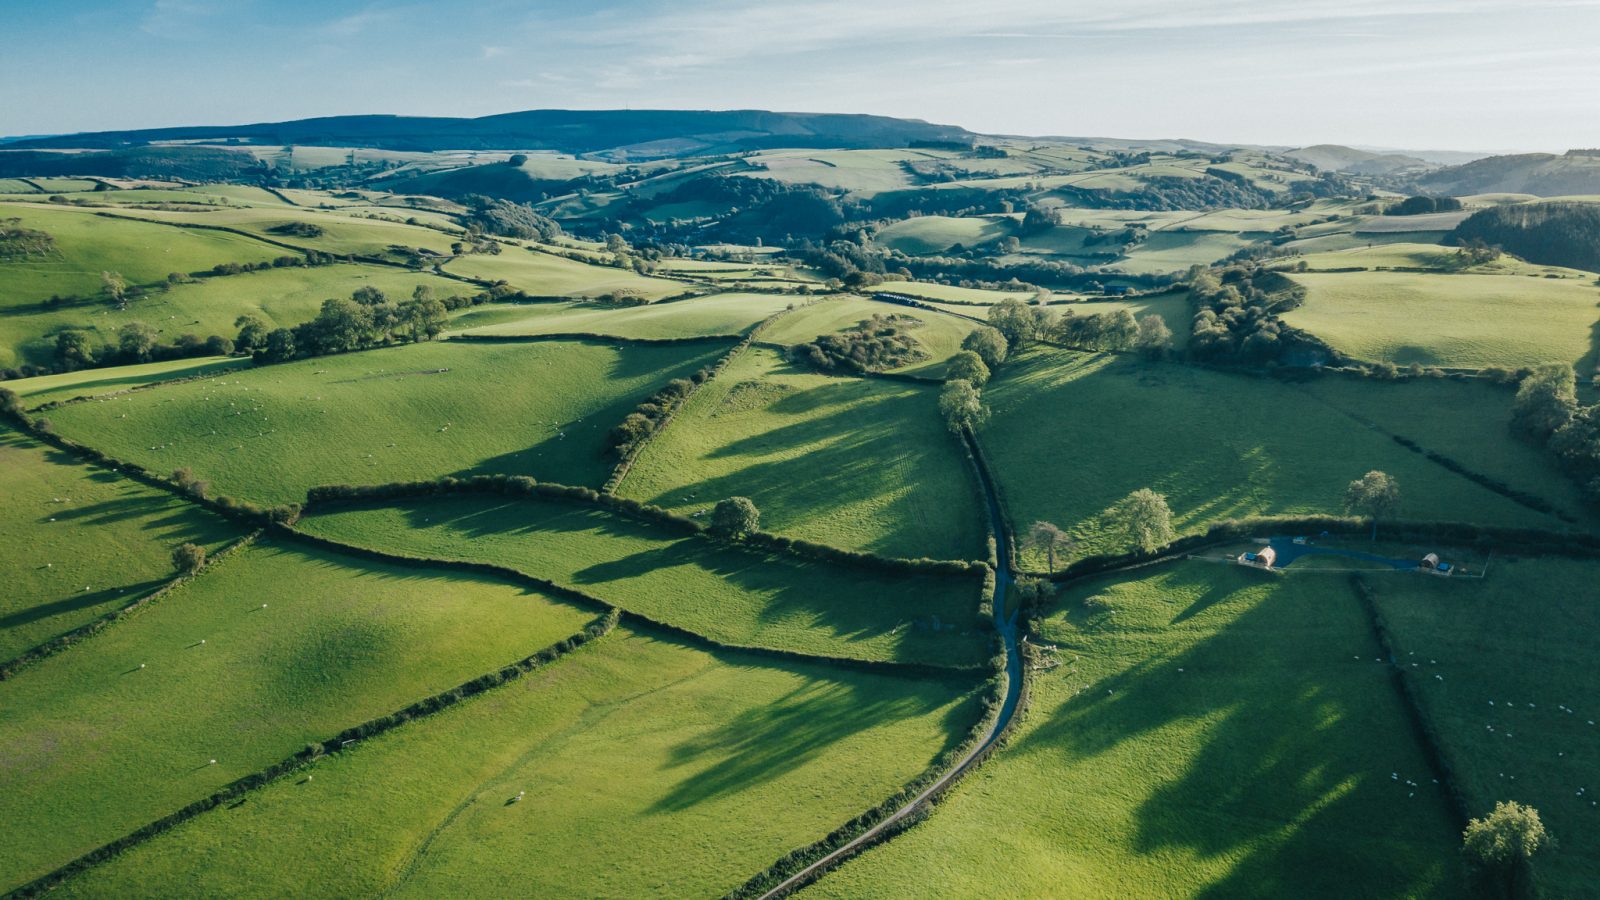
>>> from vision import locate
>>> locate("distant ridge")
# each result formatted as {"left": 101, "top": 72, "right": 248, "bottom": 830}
{"left": 4, "top": 109, "right": 978, "bottom": 160}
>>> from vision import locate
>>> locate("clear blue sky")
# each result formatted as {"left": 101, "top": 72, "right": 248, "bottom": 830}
{"left": 4, "top": 0, "right": 1598, "bottom": 151}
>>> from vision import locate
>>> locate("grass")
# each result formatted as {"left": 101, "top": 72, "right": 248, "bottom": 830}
{"left": 1282, "top": 271, "right": 1600, "bottom": 370}
{"left": 758, "top": 297, "right": 980, "bottom": 377}
{"left": 620, "top": 347, "right": 985, "bottom": 560}
{"left": 101, "top": 205, "right": 463, "bottom": 259}
{"left": 812, "top": 562, "right": 1465, "bottom": 898}
{"left": 6, "top": 356, "right": 251, "bottom": 405}
{"left": 42, "top": 339, "right": 727, "bottom": 504}
{"left": 980, "top": 350, "right": 1562, "bottom": 565}
{"left": 0, "top": 538, "right": 597, "bottom": 890}
{"left": 878, "top": 216, "right": 1014, "bottom": 255}
{"left": 1115, "top": 231, "right": 1266, "bottom": 275}
{"left": 297, "top": 493, "right": 988, "bottom": 667}
{"left": 451, "top": 292, "right": 801, "bottom": 339}
{"left": 441, "top": 248, "right": 689, "bottom": 300}
{"left": 0, "top": 202, "right": 284, "bottom": 311}
{"left": 0, "top": 263, "right": 465, "bottom": 368}
{"left": 876, "top": 281, "right": 1037, "bottom": 304}
{"left": 0, "top": 426, "right": 239, "bottom": 661}
{"left": 51, "top": 626, "right": 981, "bottom": 898}
{"left": 1369, "top": 556, "right": 1600, "bottom": 896}
{"left": 617, "top": 347, "right": 979, "bottom": 557}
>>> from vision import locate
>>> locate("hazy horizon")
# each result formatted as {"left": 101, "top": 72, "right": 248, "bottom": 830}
{"left": 4, "top": 0, "right": 1599, "bottom": 153}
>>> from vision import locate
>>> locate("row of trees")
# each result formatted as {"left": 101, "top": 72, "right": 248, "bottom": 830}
{"left": 55, "top": 323, "right": 234, "bottom": 370}
{"left": 240, "top": 285, "right": 449, "bottom": 365}
{"left": 983, "top": 297, "right": 1172, "bottom": 357}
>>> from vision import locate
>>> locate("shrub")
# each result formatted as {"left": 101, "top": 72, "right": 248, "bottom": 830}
{"left": 710, "top": 497, "right": 760, "bottom": 539}
{"left": 172, "top": 542, "right": 206, "bottom": 574}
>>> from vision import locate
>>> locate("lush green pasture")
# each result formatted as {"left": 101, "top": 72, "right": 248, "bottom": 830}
{"left": 7, "top": 356, "right": 249, "bottom": 405}
{"left": 1296, "top": 377, "right": 1596, "bottom": 526}
{"left": 104, "top": 205, "right": 463, "bottom": 259}
{"left": 0, "top": 539, "right": 596, "bottom": 890}
{"left": 299, "top": 494, "right": 986, "bottom": 666}
{"left": 878, "top": 216, "right": 1013, "bottom": 255}
{"left": 877, "top": 281, "right": 1037, "bottom": 304}
{"left": 43, "top": 340, "right": 725, "bottom": 504}
{"left": 0, "top": 426, "right": 238, "bottom": 661}
{"left": 814, "top": 563, "right": 1464, "bottom": 898}
{"left": 1283, "top": 271, "right": 1600, "bottom": 370}
{"left": 54, "top": 627, "right": 980, "bottom": 898}
{"left": 759, "top": 297, "right": 980, "bottom": 376}
{"left": 442, "top": 248, "right": 688, "bottom": 300}
{"left": 1370, "top": 557, "right": 1600, "bottom": 895}
{"left": 0, "top": 203, "right": 284, "bottom": 310}
{"left": 739, "top": 149, "right": 923, "bottom": 194}
{"left": 0, "top": 264, "right": 463, "bottom": 368}
{"left": 1115, "top": 230, "right": 1265, "bottom": 275}
{"left": 452, "top": 292, "right": 799, "bottom": 339}
{"left": 982, "top": 351, "right": 1559, "bottom": 564}
{"left": 621, "top": 347, "right": 984, "bottom": 560}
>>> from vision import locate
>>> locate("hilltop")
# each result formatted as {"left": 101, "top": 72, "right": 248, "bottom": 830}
{"left": 1416, "top": 150, "right": 1600, "bottom": 196}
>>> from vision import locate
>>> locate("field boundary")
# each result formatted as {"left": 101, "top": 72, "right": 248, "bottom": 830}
{"left": 449, "top": 332, "right": 740, "bottom": 348}
{"left": 2, "top": 611, "right": 619, "bottom": 900}
{"left": 25, "top": 361, "right": 254, "bottom": 412}
{"left": 0, "top": 529, "right": 260, "bottom": 681}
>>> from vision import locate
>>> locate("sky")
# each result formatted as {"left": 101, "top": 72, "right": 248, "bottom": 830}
{"left": 3, "top": 0, "right": 1599, "bottom": 152}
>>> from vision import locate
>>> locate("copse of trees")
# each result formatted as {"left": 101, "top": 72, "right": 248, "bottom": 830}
{"left": 1451, "top": 201, "right": 1600, "bottom": 272}
{"left": 987, "top": 298, "right": 1056, "bottom": 350}
{"left": 460, "top": 194, "right": 563, "bottom": 241}
{"left": 1387, "top": 196, "right": 1463, "bottom": 216}
{"left": 247, "top": 284, "right": 454, "bottom": 365}
{"left": 1510, "top": 364, "right": 1600, "bottom": 506}
{"left": 1053, "top": 307, "right": 1138, "bottom": 351}
{"left": 790, "top": 314, "right": 923, "bottom": 374}
{"left": 51, "top": 321, "right": 236, "bottom": 371}
{"left": 1189, "top": 264, "right": 1330, "bottom": 366}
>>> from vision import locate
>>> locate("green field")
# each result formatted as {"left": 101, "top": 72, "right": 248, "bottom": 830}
{"left": 759, "top": 296, "right": 980, "bottom": 376}
{"left": 0, "top": 263, "right": 465, "bottom": 368}
{"left": 1369, "top": 556, "right": 1600, "bottom": 896}
{"left": 812, "top": 562, "right": 1464, "bottom": 898}
{"left": 101, "top": 205, "right": 463, "bottom": 259}
{"left": 878, "top": 216, "right": 1014, "bottom": 255}
{"left": 620, "top": 347, "right": 984, "bottom": 560}
{"left": 442, "top": 248, "right": 690, "bottom": 300}
{"left": 42, "top": 339, "right": 726, "bottom": 504}
{"left": 6, "top": 356, "right": 250, "bottom": 405}
{"left": 0, "top": 539, "right": 597, "bottom": 890}
{"left": 0, "top": 202, "right": 284, "bottom": 309}
{"left": 298, "top": 493, "right": 987, "bottom": 666}
{"left": 452, "top": 292, "right": 800, "bottom": 339}
{"left": 0, "top": 427, "right": 239, "bottom": 661}
{"left": 877, "top": 281, "right": 1038, "bottom": 304}
{"left": 52, "top": 626, "right": 980, "bottom": 898}
{"left": 981, "top": 350, "right": 1560, "bottom": 564}
{"left": 1283, "top": 270, "right": 1600, "bottom": 370}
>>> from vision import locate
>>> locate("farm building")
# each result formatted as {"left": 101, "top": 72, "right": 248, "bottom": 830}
{"left": 1237, "top": 546, "right": 1277, "bottom": 570}
{"left": 1419, "top": 553, "right": 1454, "bottom": 577}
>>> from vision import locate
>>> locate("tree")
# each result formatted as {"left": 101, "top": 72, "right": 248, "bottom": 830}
{"left": 1463, "top": 801, "right": 1552, "bottom": 899}
{"left": 101, "top": 270, "right": 128, "bottom": 306}
{"left": 400, "top": 297, "right": 448, "bottom": 342}
{"left": 1026, "top": 521, "right": 1074, "bottom": 574}
{"left": 939, "top": 379, "right": 988, "bottom": 433}
{"left": 54, "top": 330, "right": 95, "bottom": 370}
{"left": 946, "top": 350, "right": 990, "bottom": 387}
{"left": 1344, "top": 470, "right": 1400, "bottom": 540}
{"left": 710, "top": 497, "right": 760, "bottom": 539}
{"left": 961, "top": 327, "right": 1009, "bottom": 370}
{"left": 171, "top": 466, "right": 210, "bottom": 500}
{"left": 507, "top": 154, "right": 528, "bottom": 167}
{"left": 258, "top": 327, "right": 297, "bottom": 364}
{"left": 350, "top": 285, "right": 387, "bottom": 306}
{"left": 117, "top": 321, "right": 158, "bottom": 362}
{"left": 307, "top": 297, "right": 374, "bottom": 353}
{"left": 1511, "top": 365, "right": 1577, "bottom": 443}
{"left": 204, "top": 334, "right": 235, "bottom": 356}
{"left": 172, "top": 542, "right": 206, "bottom": 574}
{"left": 1133, "top": 313, "right": 1173, "bottom": 357}
{"left": 234, "top": 314, "right": 269, "bottom": 352}
{"left": 987, "top": 298, "right": 1055, "bottom": 349}
{"left": 1111, "top": 488, "right": 1175, "bottom": 554}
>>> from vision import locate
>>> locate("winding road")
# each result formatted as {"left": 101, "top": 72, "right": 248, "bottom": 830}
{"left": 755, "top": 430, "right": 1023, "bottom": 898}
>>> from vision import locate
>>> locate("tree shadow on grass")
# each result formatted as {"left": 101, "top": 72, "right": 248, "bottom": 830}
{"left": 1020, "top": 568, "right": 1462, "bottom": 898}
{"left": 0, "top": 579, "right": 163, "bottom": 632}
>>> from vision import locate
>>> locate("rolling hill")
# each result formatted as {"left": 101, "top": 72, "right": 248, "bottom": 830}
{"left": 1416, "top": 150, "right": 1600, "bottom": 196}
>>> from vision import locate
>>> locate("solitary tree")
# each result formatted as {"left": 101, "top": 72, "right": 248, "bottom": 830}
{"left": 961, "top": 327, "right": 1009, "bottom": 370}
{"left": 946, "top": 350, "right": 991, "bottom": 387}
{"left": 1133, "top": 314, "right": 1174, "bottom": 358}
{"left": 1510, "top": 365, "right": 1577, "bottom": 442}
{"left": 101, "top": 270, "right": 128, "bottom": 306}
{"left": 1111, "top": 488, "right": 1175, "bottom": 554}
{"left": 507, "top": 154, "right": 529, "bottom": 167}
{"left": 1344, "top": 470, "right": 1400, "bottom": 540}
{"left": 1026, "top": 521, "right": 1074, "bottom": 574}
{"left": 939, "top": 379, "right": 988, "bottom": 434}
{"left": 172, "top": 542, "right": 206, "bottom": 574}
{"left": 1463, "top": 801, "right": 1552, "bottom": 899}
{"left": 710, "top": 497, "right": 760, "bottom": 539}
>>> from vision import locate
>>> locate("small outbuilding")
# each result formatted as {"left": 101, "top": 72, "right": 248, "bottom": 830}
{"left": 1238, "top": 546, "right": 1277, "bottom": 570}
{"left": 1419, "top": 553, "right": 1454, "bottom": 576}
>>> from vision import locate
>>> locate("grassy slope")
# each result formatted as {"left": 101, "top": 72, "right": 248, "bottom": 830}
{"left": 0, "top": 539, "right": 596, "bottom": 890}
{"left": 1370, "top": 557, "right": 1600, "bottom": 895}
{"left": 7, "top": 357, "right": 250, "bottom": 405}
{"left": 620, "top": 347, "right": 984, "bottom": 560}
{"left": 1283, "top": 271, "right": 1600, "bottom": 370}
{"left": 53, "top": 627, "right": 981, "bottom": 898}
{"left": 878, "top": 216, "right": 1013, "bottom": 255}
{"left": 298, "top": 494, "right": 987, "bottom": 667}
{"left": 42, "top": 340, "right": 726, "bottom": 504}
{"left": 97, "top": 206, "right": 463, "bottom": 258}
{"left": 760, "top": 297, "right": 979, "bottom": 377}
{"left": 982, "top": 351, "right": 1560, "bottom": 563}
{"left": 0, "top": 202, "right": 283, "bottom": 310}
{"left": 0, "top": 427, "right": 239, "bottom": 660}
{"left": 1, "top": 265, "right": 465, "bottom": 368}
{"left": 452, "top": 292, "right": 799, "bottom": 339}
{"left": 877, "top": 281, "right": 1037, "bottom": 304}
{"left": 442, "top": 249, "right": 688, "bottom": 300}
{"left": 812, "top": 564, "right": 1464, "bottom": 899}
